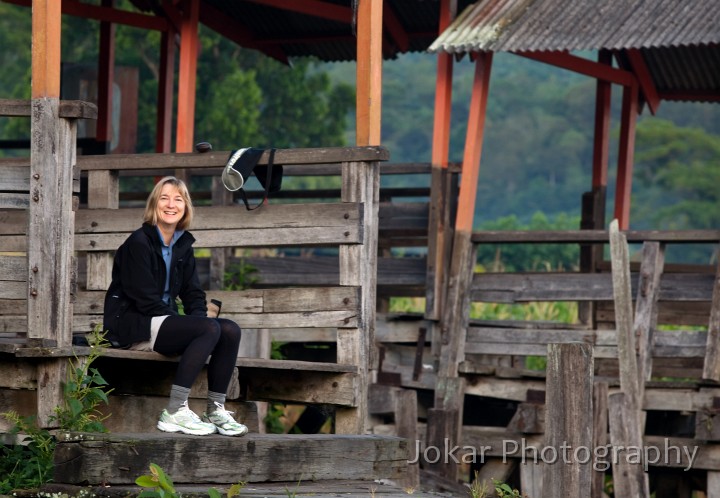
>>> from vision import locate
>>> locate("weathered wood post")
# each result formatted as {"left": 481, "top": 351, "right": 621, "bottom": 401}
{"left": 29, "top": 99, "right": 97, "bottom": 427}
{"left": 541, "top": 342, "right": 593, "bottom": 498}
{"left": 608, "top": 219, "right": 650, "bottom": 497}
{"left": 336, "top": 151, "right": 381, "bottom": 433}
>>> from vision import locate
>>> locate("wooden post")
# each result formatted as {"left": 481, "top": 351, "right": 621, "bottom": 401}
{"left": 707, "top": 472, "right": 720, "bottom": 498}
{"left": 608, "top": 393, "right": 650, "bottom": 497}
{"left": 156, "top": 28, "right": 176, "bottom": 153}
{"left": 96, "top": 0, "right": 115, "bottom": 152}
{"left": 30, "top": 0, "right": 74, "bottom": 428}
{"left": 613, "top": 83, "right": 638, "bottom": 230}
{"left": 209, "top": 176, "right": 232, "bottom": 290}
{"left": 425, "top": 0, "right": 456, "bottom": 321}
{"left": 591, "top": 382, "right": 608, "bottom": 498}
{"left": 541, "top": 343, "right": 594, "bottom": 498}
{"left": 608, "top": 220, "right": 649, "bottom": 496}
{"left": 336, "top": 158, "right": 380, "bottom": 434}
{"left": 176, "top": 0, "right": 199, "bottom": 153}
{"left": 355, "top": 0, "right": 383, "bottom": 146}
{"left": 436, "top": 51, "right": 492, "bottom": 380}
{"left": 609, "top": 219, "right": 641, "bottom": 412}
{"left": 703, "top": 257, "right": 720, "bottom": 381}
{"left": 634, "top": 241, "right": 665, "bottom": 401}
{"left": 394, "top": 388, "right": 419, "bottom": 488}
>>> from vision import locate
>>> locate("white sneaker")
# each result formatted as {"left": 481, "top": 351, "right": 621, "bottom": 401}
{"left": 157, "top": 401, "right": 216, "bottom": 436}
{"left": 202, "top": 402, "right": 249, "bottom": 436}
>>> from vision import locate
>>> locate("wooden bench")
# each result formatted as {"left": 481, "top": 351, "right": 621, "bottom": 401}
{"left": 0, "top": 126, "right": 387, "bottom": 434}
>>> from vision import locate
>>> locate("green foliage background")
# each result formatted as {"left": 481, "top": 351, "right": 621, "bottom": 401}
{"left": 1, "top": 2, "right": 719, "bottom": 261}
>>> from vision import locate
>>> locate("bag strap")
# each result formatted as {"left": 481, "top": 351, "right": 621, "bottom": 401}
{"left": 239, "top": 148, "right": 276, "bottom": 211}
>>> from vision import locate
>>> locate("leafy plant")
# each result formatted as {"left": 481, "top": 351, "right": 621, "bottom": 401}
{"left": 0, "top": 412, "right": 55, "bottom": 494}
{"left": 224, "top": 260, "right": 259, "bottom": 291}
{"left": 52, "top": 326, "right": 113, "bottom": 432}
{"left": 492, "top": 478, "right": 524, "bottom": 498}
{"left": 136, "top": 463, "right": 244, "bottom": 498}
{"left": 0, "top": 326, "right": 112, "bottom": 494}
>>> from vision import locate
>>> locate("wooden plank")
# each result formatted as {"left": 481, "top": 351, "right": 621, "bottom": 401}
{"left": 703, "top": 258, "right": 720, "bottom": 381}
{"left": 506, "top": 402, "right": 545, "bottom": 434}
{"left": 708, "top": 471, "right": 720, "bottom": 497}
{"left": 0, "top": 99, "right": 97, "bottom": 119}
{"left": 77, "top": 147, "right": 389, "bottom": 171}
{"left": 72, "top": 311, "right": 357, "bottom": 332}
{"left": 75, "top": 225, "right": 361, "bottom": 251}
{"left": 425, "top": 408, "right": 460, "bottom": 480}
{"left": 0, "top": 255, "right": 26, "bottom": 281}
{"left": 597, "top": 300, "right": 711, "bottom": 327}
{"left": 609, "top": 219, "right": 641, "bottom": 413}
{"left": 437, "top": 233, "right": 475, "bottom": 380}
{"left": 608, "top": 393, "right": 650, "bottom": 497}
{"left": 471, "top": 272, "right": 714, "bottom": 303}
{"left": 230, "top": 256, "right": 426, "bottom": 289}
{"left": 0, "top": 193, "right": 30, "bottom": 209}
{"left": 97, "top": 397, "right": 259, "bottom": 434}
{"left": 74, "top": 202, "right": 361, "bottom": 232}
{"left": 634, "top": 242, "right": 665, "bottom": 396}
{"left": 472, "top": 229, "right": 720, "bottom": 244}
{"left": 85, "top": 169, "right": 119, "bottom": 290}
{"left": 591, "top": 382, "right": 608, "bottom": 498}
{"left": 74, "top": 287, "right": 359, "bottom": 314}
{"left": 542, "top": 343, "right": 593, "bottom": 498}
{"left": 53, "top": 433, "right": 407, "bottom": 484}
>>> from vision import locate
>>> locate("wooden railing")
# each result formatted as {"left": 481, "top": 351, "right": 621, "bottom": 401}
{"left": 0, "top": 98, "right": 388, "bottom": 433}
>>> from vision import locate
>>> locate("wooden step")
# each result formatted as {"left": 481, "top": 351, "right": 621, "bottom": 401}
{"left": 53, "top": 432, "right": 409, "bottom": 485}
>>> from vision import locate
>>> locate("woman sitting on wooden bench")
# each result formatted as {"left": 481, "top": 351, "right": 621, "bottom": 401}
{"left": 103, "top": 176, "right": 247, "bottom": 437}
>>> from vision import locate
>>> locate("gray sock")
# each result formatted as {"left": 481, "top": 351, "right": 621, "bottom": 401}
{"left": 168, "top": 385, "right": 191, "bottom": 414}
{"left": 207, "top": 391, "right": 226, "bottom": 415}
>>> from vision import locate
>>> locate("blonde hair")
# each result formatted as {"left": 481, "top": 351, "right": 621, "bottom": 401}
{"left": 143, "top": 176, "right": 194, "bottom": 230}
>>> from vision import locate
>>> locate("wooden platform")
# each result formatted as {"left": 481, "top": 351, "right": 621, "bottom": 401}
{"left": 53, "top": 432, "right": 409, "bottom": 486}
{"left": 25, "top": 479, "right": 453, "bottom": 498}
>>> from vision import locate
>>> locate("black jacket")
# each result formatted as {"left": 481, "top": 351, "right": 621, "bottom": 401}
{"left": 103, "top": 223, "right": 207, "bottom": 347}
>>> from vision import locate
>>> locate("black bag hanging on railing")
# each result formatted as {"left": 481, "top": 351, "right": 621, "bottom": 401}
{"left": 221, "top": 147, "right": 282, "bottom": 210}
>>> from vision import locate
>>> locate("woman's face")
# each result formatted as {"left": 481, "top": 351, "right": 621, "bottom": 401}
{"left": 156, "top": 183, "right": 186, "bottom": 229}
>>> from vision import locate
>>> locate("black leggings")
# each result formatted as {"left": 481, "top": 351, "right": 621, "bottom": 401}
{"left": 153, "top": 316, "right": 241, "bottom": 394}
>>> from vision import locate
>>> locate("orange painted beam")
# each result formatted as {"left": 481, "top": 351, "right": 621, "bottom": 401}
{"left": 517, "top": 50, "right": 635, "bottom": 87}
{"left": 455, "top": 52, "right": 493, "bottom": 233}
{"left": 614, "top": 83, "right": 639, "bottom": 230}
{"left": 176, "top": 0, "right": 200, "bottom": 153}
{"left": 356, "top": 0, "right": 383, "bottom": 146}
{"left": 31, "top": 0, "right": 61, "bottom": 98}
{"left": 626, "top": 49, "right": 660, "bottom": 115}
{"left": 156, "top": 29, "right": 175, "bottom": 153}
{"left": 591, "top": 50, "right": 612, "bottom": 189}
{"left": 96, "top": 0, "right": 116, "bottom": 145}
{"left": 430, "top": 0, "right": 455, "bottom": 169}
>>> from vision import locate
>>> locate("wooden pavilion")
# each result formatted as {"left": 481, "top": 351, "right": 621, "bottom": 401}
{"left": 2, "top": 0, "right": 720, "bottom": 496}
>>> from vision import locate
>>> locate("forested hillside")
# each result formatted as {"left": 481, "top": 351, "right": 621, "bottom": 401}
{"left": 327, "top": 53, "right": 720, "bottom": 237}
{"left": 1, "top": 1, "right": 719, "bottom": 258}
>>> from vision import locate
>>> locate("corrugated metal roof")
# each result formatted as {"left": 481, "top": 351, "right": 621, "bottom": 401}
{"left": 428, "top": 0, "right": 720, "bottom": 103}
{"left": 429, "top": 0, "right": 720, "bottom": 53}
{"left": 130, "top": 0, "right": 476, "bottom": 63}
